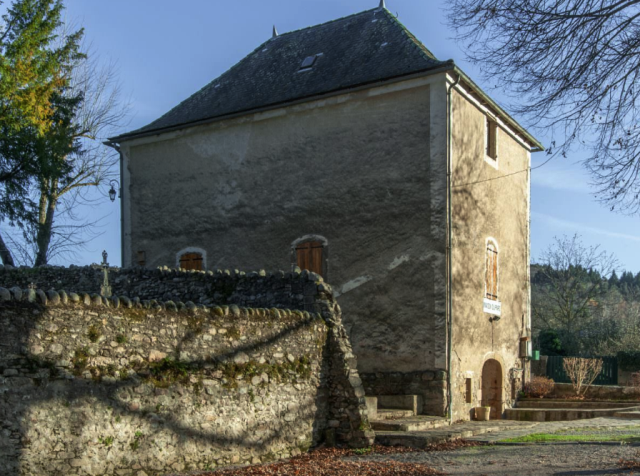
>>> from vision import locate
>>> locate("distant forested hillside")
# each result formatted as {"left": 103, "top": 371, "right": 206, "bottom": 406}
{"left": 532, "top": 264, "right": 640, "bottom": 356}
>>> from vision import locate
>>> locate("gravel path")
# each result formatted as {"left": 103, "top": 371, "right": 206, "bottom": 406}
{"left": 349, "top": 442, "right": 640, "bottom": 475}
{"left": 348, "top": 417, "right": 640, "bottom": 475}
{"left": 170, "top": 418, "right": 640, "bottom": 475}
{"left": 468, "top": 417, "right": 640, "bottom": 443}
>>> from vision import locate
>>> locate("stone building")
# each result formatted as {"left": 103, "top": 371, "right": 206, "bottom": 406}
{"left": 110, "top": 2, "right": 543, "bottom": 420}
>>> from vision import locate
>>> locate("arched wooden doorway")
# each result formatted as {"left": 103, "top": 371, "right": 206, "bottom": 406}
{"left": 481, "top": 359, "right": 503, "bottom": 420}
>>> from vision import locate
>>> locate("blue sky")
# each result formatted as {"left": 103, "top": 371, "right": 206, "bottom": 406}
{"left": 34, "top": 0, "right": 640, "bottom": 271}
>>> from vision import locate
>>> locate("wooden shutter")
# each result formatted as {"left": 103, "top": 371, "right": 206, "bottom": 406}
{"left": 486, "top": 118, "right": 497, "bottom": 159}
{"left": 180, "top": 253, "right": 203, "bottom": 271}
{"left": 296, "top": 241, "right": 324, "bottom": 277}
{"left": 485, "top": 243, "right": 498, "bottom": 300}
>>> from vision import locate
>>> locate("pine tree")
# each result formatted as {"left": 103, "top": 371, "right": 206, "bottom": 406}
{"left": 609, "top": 270, "right": 620, "bottom": 287}
{"left": 0, "top": 0, "right": 84, "bottom": 265}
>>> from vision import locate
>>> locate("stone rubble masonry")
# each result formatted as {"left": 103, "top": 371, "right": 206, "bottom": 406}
{"left": 0, "top": 267, "right": 372, "bottom": 476}
{"left": 0, "top": 264, "right": 327, "bottom": 311}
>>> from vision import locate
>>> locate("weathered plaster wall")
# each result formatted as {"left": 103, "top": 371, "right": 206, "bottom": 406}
{"left": 449, "top": 86, "right": 530, "bottom": 420}
{"left": 121, "top": 76, "right": 448, "bottom": 378}
{"left": 0, "top": 275, "right": 372, "bottom": 476}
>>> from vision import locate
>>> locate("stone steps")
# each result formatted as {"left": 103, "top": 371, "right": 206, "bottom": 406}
{"left": 375, "top": 421, "right": 537, "bottom": 448}
{"left": 506, "top": 405, "right": 640, "bottom": 422}
{"left": 371, "top": 415, "right": 448, "bottom": 432}
{"left": 613, "top": 411, "right": 640, "bottom": 419}
{"left": 375, "top": 409, "right": 416, "bottom": 420}
{"left": 517, "top": 399, "right": 640, "bottom": 409}
{"left": 367, "top": 393, "right": 459, "bottom": 447}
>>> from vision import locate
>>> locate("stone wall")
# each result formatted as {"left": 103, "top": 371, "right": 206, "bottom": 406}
{"left": 0, "top": 265, "right": 327, "bottom": 310}
{"left": 551, "top": 383, "right": 640, "bottom": 400}
{"left": 0, "top": 265, "right": 104, "bottom": 294}
{"left": 0, "top": 271, "right": 372, "bottom": 476}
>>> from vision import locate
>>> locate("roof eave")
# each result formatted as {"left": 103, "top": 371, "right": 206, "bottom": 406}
{"left": 110, "top": 62, "right": 544, "bottom": 153}
{"left": 452, "top": 65, "right": 544, "bottom": 152}
{"left": 109, "top": 61, "right": 456, "bottom": 144}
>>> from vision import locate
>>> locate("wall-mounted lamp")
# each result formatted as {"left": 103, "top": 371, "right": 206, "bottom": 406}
{"left": 108, "top": 180, "right": 120, "bottom": 202}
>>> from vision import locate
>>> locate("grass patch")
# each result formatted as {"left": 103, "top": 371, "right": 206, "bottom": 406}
{"left": 555, "top": 425, "right": 640, "bottom": 434}
{"left": 353, "top": 447, "right": 373, "bottom": 455}
{"left": 148, "top": 357, "right": 189, "bottom": 388}
{"left": 87, "top": 325, "right": 101, "bottom": 343}
{"left": 500, "top": 433, "right": 640, "bottom": 443}
{"left": 71, "top": 347, "right": 90, "bottom": 376}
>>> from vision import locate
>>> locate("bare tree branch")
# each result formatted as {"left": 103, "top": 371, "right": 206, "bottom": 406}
{"left": 447, "top": 0, "right": 640, "bottom": 213}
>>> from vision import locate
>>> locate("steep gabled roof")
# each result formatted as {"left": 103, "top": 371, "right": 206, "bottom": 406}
{"left": 113, "top": 7, "right": 447, "bottom": 140}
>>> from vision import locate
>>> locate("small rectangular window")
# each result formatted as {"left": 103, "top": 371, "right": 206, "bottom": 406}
{"left": 137, "top": 251, "right": 146, "bottom": 267}
{"left": 486, "top": 117, "right": 498, "bottom": 160}
{"left": 465, "top": 378, "right": 473, "bottom": 403}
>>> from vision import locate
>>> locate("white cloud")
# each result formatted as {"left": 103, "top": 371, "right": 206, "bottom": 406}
{"left": 532, "top": 211, "right": 640, "bottom": 243}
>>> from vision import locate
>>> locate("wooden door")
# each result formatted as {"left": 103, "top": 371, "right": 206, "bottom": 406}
{"left": 296, "top": 241, "right": 323, "bottom": 277}
{"left": 179, "top": 253, "right": 203, "bottom": 270}
{"left": 481, "top": 359, "right": 503, "bottom": 419}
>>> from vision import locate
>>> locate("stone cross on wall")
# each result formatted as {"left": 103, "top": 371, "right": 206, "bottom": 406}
{"left": 100, "top": 250, "right": 112, "bottom": 298}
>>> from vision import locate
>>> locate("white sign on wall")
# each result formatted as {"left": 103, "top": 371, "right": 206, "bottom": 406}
{"left": 483, "top": 298, "right": 502, "bottom": 316}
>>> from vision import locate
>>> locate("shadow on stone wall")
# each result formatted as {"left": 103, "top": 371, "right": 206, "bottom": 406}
{"left": 0, "top": 275, "right": 372, "bottom": 475}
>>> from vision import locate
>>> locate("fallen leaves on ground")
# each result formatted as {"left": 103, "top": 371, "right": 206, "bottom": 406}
{"left": 369, "top": 440, "right": 486, "bottom": 455}
{"left": 619, "top": 450, "right": 640, "bottom": 470}
{"left": 196, "top": 441, "right": 486, "bottom": 475}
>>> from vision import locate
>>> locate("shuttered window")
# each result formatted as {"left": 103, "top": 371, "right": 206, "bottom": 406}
{"left": 296, "top": 241, "right": 324, "bottom": 277}
{"left": 485, "top": 242, "right": 498, "bottom": 300}
{"left": 179, "top": 252, "right": 203, "bottom": 271}
{"left": 486, "top": 117, "right": 498, "bottom": 160}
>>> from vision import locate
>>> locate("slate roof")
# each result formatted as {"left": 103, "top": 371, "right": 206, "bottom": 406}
{"left": 114, "top": 7, "right": 449, "bottom": 140}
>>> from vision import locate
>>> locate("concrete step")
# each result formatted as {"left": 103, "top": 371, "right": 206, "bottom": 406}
{"left": 375, "top": 421, "right": 537, "bottom": 449}
{"left": 371, "top": 415, "right": 448, "bottom": 432}
{"left": 613, "top": 411, "right": 640, "bottom": 419}
{"left": 517, "top": 399, "right": 640, "bottom": 409}
{"left": 506, "top": 406, "right": 640, "bottom": 422}
{"left": 375, "top": 408, "right": 415, "bottom": 420}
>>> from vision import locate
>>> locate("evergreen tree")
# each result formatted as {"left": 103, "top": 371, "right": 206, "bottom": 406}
{"left": 0, "top": 0, "right": 83, "bottom": 265}
{"left": 609, "top": 270, "right": 620, "bottom": 287}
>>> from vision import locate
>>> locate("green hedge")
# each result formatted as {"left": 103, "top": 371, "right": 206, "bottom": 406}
{"left": 617, "top": 351, "right": 640, "bottom": 371}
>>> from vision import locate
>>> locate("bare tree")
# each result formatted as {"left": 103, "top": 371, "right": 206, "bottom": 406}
{"left": 1, "top": 51, "right": 128, "bottom": 267}
{"left": 532, "top": 235, "right": 618, "bottom": 354}
{"left": 446, "top": 0, "right": 640, "bottom": 213}
{"left": 563, "top": 357, "right": 603, "bottom": 396}
{"left": 34, "top": 53, "right": 126, "bottom": 266}
{"left": 4, "top": 195, "right": 105, "bottom": 266}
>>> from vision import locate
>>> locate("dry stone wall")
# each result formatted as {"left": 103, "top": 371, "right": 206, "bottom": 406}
{"left": 0, "top": 265, "right": 326, "bottom": 310}
{"left": 0, "top": 269, "right": 372, "bottom": 476}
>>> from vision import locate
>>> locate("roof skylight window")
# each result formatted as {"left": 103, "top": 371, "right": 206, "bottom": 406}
{"left": 300, "top": 55, "right": 318, "bottom": 70}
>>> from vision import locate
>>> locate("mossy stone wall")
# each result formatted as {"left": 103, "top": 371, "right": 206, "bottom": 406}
{"left": 0, "top": 275, "right": 371, "bottom": 476}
